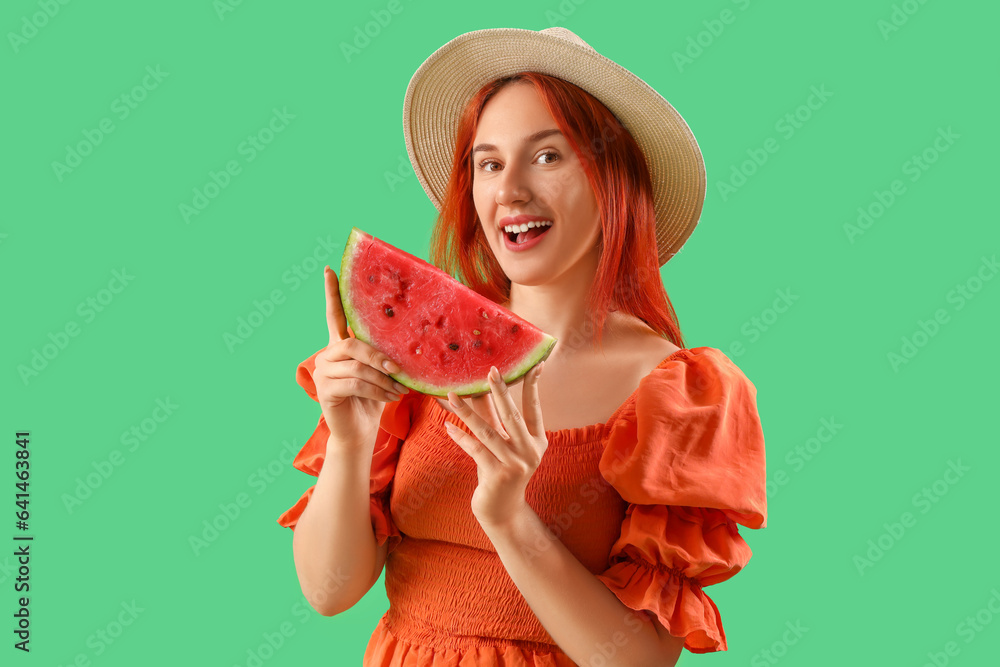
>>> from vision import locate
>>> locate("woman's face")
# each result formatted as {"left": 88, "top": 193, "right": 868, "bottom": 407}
{"left": 471, "top": 81, "right": 602, "bottom": 287}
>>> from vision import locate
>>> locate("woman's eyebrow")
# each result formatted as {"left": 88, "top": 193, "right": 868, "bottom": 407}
{"left": 472, "top": 128, "right": 563, "bottom": 156}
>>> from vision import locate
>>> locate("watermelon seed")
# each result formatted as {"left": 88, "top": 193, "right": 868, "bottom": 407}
{"left": 383, "top": 305, "right": 394, "bottom": 317}
{"left": 480, "top": 309, "right": 489, "bottom": 319}
{"left": 473, "top": 329, "right": 481, "bottom": 335}
{"left": 511, "top": 324, "right": 520, "bottom": 334}
{"left": 448, "top": 343, "right": 459, "bottom": 351}
{"left": 368, "top": 275, "right": 374, "bottom": 283}
{"left": 415, "top": 346, "right": 422, "bottom": 355}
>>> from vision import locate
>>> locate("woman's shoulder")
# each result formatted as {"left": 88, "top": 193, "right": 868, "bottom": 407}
{"left": 606, "top": 313, "right": 682, "bottom": 381}
{"left": 601, "top": 325, "right": 767, "bottom": 528}
{"left": 631, "top": 345, "right": 758, "bottom": 417}
{"left": 608, "top": 315, "right": 751, "bottom": 391}
{"left": 613, "top": 320, "right": 749, "bottom": 401}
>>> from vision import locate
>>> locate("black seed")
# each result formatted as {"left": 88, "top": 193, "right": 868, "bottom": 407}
{"left": 448, "top": 342, "right": 459, "bottom": 351}
{"left": 511, "top": 324, "right": 520, "bottom": 334}
{"left": 384, "top": 305, "right": 394, "bottom": 317}
{"left": 368, "top": 275, "right": 374, "bottom": 283}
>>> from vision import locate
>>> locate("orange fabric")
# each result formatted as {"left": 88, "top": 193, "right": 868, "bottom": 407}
{"left": 277, "top": 346, "right": 767, "bottom": 663}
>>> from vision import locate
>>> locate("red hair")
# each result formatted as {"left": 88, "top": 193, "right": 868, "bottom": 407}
{"left": 428, "top": 72, "right": 684, "bottom": 353}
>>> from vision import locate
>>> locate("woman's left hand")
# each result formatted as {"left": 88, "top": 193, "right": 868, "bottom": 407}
{"left": 444, "top": 362, "right": 548, "bottom": 529}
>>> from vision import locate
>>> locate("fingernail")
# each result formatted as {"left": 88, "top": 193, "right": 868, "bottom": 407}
{"left": 489, "top": 366, "right": 500, "bottom": 383}
{"left": 383, "top": 360, "right": 400, "bottom": 373}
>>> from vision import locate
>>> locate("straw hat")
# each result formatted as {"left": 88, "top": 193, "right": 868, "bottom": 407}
{"left": 402, "top": 26, "right": 706, "bottom": 266}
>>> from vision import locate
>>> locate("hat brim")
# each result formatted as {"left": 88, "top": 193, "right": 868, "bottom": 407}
{"left": 403, "top": 27, "right": 706, "bottom": 266}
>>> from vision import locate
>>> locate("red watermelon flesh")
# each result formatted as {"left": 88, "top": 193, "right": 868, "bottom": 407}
{"left": 339, "top": 227, "right": 557, "bottom": 397}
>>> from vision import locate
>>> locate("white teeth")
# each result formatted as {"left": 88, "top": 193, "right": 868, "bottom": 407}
{"left": 503, "top": 220, "right": 553, "bottom": 233}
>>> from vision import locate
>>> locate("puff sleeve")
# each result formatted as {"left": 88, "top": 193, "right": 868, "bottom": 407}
{"left": 276, "top": 345, "right": 416, "bottom": 558}
{"left": 594, "top": 347, "right": 767, "bottom": 654}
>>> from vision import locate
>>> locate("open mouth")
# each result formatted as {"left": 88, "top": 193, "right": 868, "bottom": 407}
{"left": 505, "top": 224, "right": 552, "bottom": 245}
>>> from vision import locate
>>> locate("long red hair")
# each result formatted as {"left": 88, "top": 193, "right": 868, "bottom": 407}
{"left": 428, "top": 72, "right": 685, "bottom": 353}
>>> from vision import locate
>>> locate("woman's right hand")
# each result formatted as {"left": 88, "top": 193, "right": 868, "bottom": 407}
{"left": 313, "top": 265, "right": 409, "bottom": 450}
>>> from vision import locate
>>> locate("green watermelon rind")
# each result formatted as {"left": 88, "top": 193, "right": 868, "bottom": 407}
{"left": 338, "top": 227, "right": 558, "bottom": 398}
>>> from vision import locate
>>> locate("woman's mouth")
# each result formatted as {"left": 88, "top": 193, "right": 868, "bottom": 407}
{"left": 502, "top": 222, "right": 553, "bottom": 252}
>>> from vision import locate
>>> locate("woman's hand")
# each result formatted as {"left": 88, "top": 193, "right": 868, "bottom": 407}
{"left": 313, "top": 266, "right": 409, "bottom": 450}
{"left": 443, "top": 363, "right": 548, "bottom": 529}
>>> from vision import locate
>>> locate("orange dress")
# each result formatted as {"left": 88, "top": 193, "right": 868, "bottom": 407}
{"left": 277, "top": 346, "right": 767, "bottom": 665}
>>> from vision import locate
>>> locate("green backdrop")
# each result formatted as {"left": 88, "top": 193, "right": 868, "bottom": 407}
{"left": 4, "top": 0, "right": 998, "bottom": 665}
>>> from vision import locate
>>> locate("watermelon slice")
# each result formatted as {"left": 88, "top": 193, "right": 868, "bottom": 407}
{"left": 338, "top": 227, "right": 557, "bottom": 398}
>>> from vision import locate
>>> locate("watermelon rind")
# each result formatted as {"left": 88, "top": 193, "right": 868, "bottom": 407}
{"left": 338, "top": 227, "right": 557, "bottom": 398}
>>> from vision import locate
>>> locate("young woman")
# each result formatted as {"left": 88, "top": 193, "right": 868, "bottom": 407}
{"left": 278, "top": 27, "right": 767, "bottom": 667}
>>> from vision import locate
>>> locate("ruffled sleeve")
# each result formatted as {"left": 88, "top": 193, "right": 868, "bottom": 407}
{"left": 276, "top": 345, "right": 417, "bottom": 558}
{"left": 595, "top": 347, "right": 767, "bottom": 654}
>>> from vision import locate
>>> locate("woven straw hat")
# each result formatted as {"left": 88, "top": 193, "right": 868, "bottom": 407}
{"left": 402, "top": 26, "right": 706, "bottom": 266}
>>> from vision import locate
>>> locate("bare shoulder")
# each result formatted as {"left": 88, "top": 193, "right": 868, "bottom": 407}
{"left": 646, "top": 334, "right": 682, "bottom": 364}
{"left": 612, "top": 313, "right": 682, "bottom": 369}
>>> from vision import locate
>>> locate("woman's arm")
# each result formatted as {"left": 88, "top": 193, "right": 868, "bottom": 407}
{"left": 291, "top": 432, "right": 384, "bottom": 616}
{"left": 482, "top": 502, "right": 684, "bottom": 667}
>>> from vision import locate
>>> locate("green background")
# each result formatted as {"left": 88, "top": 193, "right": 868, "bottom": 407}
{"left": 3, "top": 0, "right": 998, "bottom": 664}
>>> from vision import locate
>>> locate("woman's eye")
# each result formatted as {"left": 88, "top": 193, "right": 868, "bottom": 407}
{"left": 476, "top": 151, "right": 559, "bottom": 172}
{"left": 479, "top": 151, "right": 559, "bottom": 173}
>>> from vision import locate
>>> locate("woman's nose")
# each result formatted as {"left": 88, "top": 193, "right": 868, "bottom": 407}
{"left": 495, "top": 163, "right": 531, "bottom": 207}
